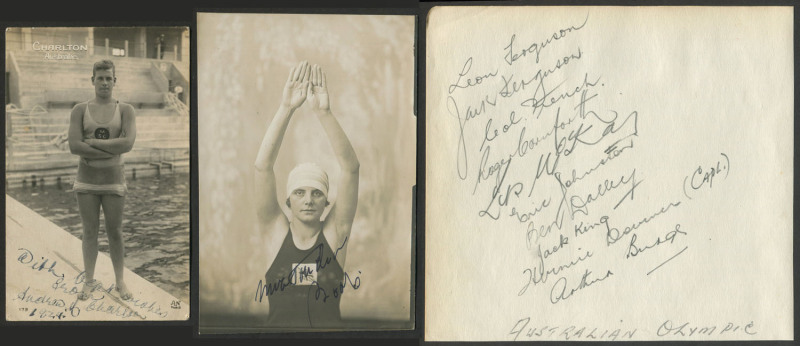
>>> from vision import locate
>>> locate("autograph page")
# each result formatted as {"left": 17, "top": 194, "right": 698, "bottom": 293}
{"left": 425, "top": 6, "right": 792, "bottom": 341}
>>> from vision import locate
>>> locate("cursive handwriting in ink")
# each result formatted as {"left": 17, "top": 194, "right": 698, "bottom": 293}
{"left": 85, "top": 298, "right": 145, "bottom": 319}
{"left": 476, "top": 154, "right": 522, "bottom": 219}
{"left": 17, "top": 248, "right": 65, "bottom": 281}
{"left": 480, "top": 111, "right": 523, "bottom": 152}
{"left": 449, "top": 57, "right": 498, "bottom": 94}
{"left": 438, "top": 10, "right": 743, "bottom": 321}
{"left": 16, "top": 286, "right": 66, "bottom": 308}
{"left": 525, "top": 197, "right": 569, "bottom": 248}
{"left": 255, "top": 236, "right": 356, "bottom": 303}
{"left": 554, "top": 138, "right": 635, "bottom": 193}
{"left": 626, "top": 224, "right": 687, "bottom": 259}
{"left": 124, "top": 296, "right": 169, "bottom": 318}
{"left": 518, "top": 247, "right": 592, "bottom": 295}
{"left": 568, "top": 169, "right": 642, "bottom": 217}
{"left": 450, "top": 94, "right": 499, "bottom": 180}
{"left": 683, "top": 153, "right": 730, "bottom": 199}
{"left": 510, "top": 198, "right": 551, "bottom": 223}
{"left": 313, "top": 270, "right": 363, "bottom": 302}
{"left": 13, "top": 256, "right": 172, "bottom": 320}
{"left": 549, "top": 269, "right": 613, "bottom": 304}
{"left": 604, "top": 201, "right": 682, "bottom": 246}
{"left": 503, "top": 14, "right": 589, "bottom": 65}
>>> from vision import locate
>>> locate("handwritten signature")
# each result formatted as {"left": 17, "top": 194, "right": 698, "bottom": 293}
{"left": 440, "top": 11, "right": 735, "bottom": 327}
{"left": 254, "top": 236, "right": 361, "bottom": 303}
{"left": 14, "top": 248, "right": 169, "bottom": 320}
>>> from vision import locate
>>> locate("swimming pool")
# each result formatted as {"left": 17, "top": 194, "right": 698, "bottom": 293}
{"left": 7, "top": 173, "right": 190, "bottom": 303}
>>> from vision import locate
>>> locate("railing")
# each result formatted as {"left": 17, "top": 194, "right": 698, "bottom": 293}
{"left": 164, "top": 92, "right": 189, "bottom": 118}
{"left": 6, "top": 104, "right": 50, "bottom": 140}
{"left": 149, "top": 61, "right": 170, "bottom": 92}
{"left": 6, "top": 44, "right": 190, "bottom": 185}
{"left": 6, "top": 104, "right": 57, "bottom": 173}
{"left": 166, "top": 62, "right": 189, "bottom": 107}
{"left": 149, "top": 60, "right": 189, "bottom": 107}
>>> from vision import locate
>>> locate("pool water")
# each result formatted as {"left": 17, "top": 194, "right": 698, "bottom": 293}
{"left": 7, "top": 173, "right": 190, "bottom": 303}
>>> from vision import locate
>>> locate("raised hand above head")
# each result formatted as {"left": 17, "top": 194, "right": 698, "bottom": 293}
{"left": 281, "top": 61, "right": 311, "bottom": 110}
{"left": 307, "top": 64, "right": 331, "bottom": 113}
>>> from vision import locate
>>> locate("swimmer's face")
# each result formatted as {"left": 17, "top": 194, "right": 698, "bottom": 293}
{"left": 92, "top": 69, "right": 115, "bottom": 97}
{"left": 289, "top": 187, "right": 327, "bottom": 223}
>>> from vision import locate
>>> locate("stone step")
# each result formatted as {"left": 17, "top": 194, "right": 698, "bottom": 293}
{"left": 16, "top": 59, "right": 151, "bottom": 69}
{"left": 6, "top": 154, "right": 189, "bottom": 177}
{"left": 21, "top": 78, "right": 159, "bottom": 92}
{"left": 5, "top": 195, "right": 189, "bottom": 322}
{"left": 5, "top": 163, "right": 189, "bottom": 188}
{"left": 13, "top": 52, "right": 155, "bottom": 67}
{"left": 9, "top": 116, "right": 188, "bottom": 129}
{"left": 7, "top": 132, "right": 189, "bottom": 143}
{"left": 5, "top": 163, "right": 189, "bottom": 189}
{"left": 8, "top": 114, "right": 188, "bottom": 124}
{"left": 11, "top": 117, "right": 188, "bottom": 125}
{"left": 10, "top": 107, "right": 184, "bottom": 117}
{"left": 15, "top": 65, "right": 153, "bottom": 76}
{"left": 9, "top": 120, "right": 188, "bottom": 134}
{"left": 20, "top": 72, "right": 154, "bottom": 80}
{"left": 7, "top": 123, "right": 189, "bottom": 134}
{"left": 8, "top": 123, "right": 189, "bottom": 133}
{"left": 7, "top": 143, "right": 189, "bottom": 158}
{"left": 5, "top": 194, "right": 188, "bottom": 322}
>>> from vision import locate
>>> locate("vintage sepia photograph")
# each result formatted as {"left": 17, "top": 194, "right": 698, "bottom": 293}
{"left": 5, "top": 27, "right": 190, "bottom": 321}
{"left": 198, "top": 13, "right": 416, "bottom": 332}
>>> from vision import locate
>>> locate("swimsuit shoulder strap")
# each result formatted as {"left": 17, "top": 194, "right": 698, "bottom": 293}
{"left": 114, "top": 100, "right": 121, "bottom": 123}
{"left": 83, "top": 100, "right": 93, "bottom": 126}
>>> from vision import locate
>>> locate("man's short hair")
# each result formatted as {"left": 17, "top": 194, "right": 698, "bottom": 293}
{"left": 92, "top": 60, "right": 116, "bottom": 78}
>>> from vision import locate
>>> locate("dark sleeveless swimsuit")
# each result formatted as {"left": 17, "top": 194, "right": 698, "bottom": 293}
{"left": 264, "top": 229, "right": 345, "bottom": 328}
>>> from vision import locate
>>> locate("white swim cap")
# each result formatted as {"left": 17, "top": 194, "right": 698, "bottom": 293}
{"left": 286, "top": 163, "right": 329, "bottom": 197}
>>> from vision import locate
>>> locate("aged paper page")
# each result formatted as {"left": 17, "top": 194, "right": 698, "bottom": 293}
{"left": 426, "top": 6, "right": 792, "bottom": 341}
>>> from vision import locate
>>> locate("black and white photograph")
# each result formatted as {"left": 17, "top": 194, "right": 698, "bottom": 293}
{"left": 5, "top": 27, "right": 190, "bottom": 321}
{"left": 198, "top": 13, "right": 416, "bottom": 332}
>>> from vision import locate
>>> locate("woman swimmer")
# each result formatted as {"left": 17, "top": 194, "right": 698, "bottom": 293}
{"left": 254, "top": 61, "right": 360, "bottom": 327}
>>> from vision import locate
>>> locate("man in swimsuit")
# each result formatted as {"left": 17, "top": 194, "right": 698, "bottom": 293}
{"left": 68, "top": 60, "right": 136, "bottom": 301}
{"left": 254, "top": 61, "right": 360, "bottom": 327}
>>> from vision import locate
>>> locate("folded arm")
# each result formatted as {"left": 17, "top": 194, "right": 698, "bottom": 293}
{"left": 84, "top": 103, "right": 136, "bottom": 155}
{"left": 68, "top": 104, "right": 115, "bottom": 159}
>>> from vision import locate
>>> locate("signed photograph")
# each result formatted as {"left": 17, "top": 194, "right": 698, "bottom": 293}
{"left": 197, "top": 13, "right": 415, "bottom": 332}
{"left": 5, "top": 27, "right": 190, "bottom": 321}
{"left": 425, "top": 7, "right": 792, "bottom": 341}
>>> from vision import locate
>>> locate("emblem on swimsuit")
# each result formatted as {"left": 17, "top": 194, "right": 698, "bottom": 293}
{"left": 95, "top": 127, "right": 110, "bottom": 139}
{"left": 291, "top": 263, "right": 318, "bottom": 286}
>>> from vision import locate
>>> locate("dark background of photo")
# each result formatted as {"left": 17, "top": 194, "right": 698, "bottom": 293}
{"left": 1, "top": 0, "right": 798, "bottom": 346}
